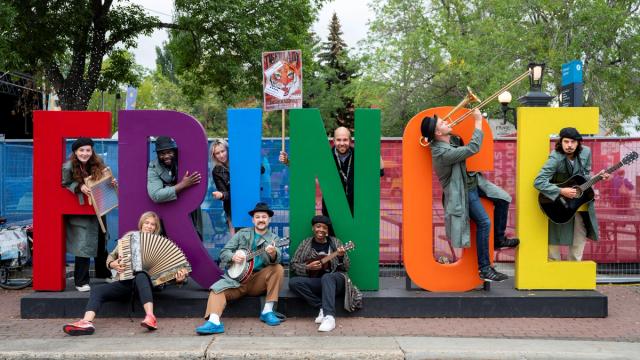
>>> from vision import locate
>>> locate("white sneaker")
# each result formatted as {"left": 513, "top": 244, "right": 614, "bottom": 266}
{"left": 75, "top": 284, "right": 91, "bottom": 292}
{"left": 318, "top": 315, "right": 335, "bottom": 332}
{"left": 314, "top": 309, "right": 324, "bottom": 324}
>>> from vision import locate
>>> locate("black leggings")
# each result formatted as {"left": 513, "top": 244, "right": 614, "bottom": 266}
{"left": 85, "top": 273, "right": 153, "bottom": 313}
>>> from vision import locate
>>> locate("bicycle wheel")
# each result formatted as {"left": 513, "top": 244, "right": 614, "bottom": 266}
{"left": 0, "top": 268, "right": 32, "bottom": 290}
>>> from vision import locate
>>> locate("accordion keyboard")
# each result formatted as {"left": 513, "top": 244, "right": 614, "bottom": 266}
{"left": 117, "top": 237, "right": 134, "bottom": 281}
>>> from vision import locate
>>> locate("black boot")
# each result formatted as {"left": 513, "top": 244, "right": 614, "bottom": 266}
{"left": 495, "top": 237, "right": 519, "bottom": 249}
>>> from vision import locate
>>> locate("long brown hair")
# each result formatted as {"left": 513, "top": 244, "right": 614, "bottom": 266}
{"left": 70, "top": 147, "right": 106, "bottom": 184}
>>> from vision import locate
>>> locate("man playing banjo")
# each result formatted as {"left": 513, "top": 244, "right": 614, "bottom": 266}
{"left": 195, "top": 202, "right": 284, "bottom": 335}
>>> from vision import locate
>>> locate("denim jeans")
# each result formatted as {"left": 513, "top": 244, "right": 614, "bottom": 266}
{"left": 477, "top": 188, "right": 509, "bottom": 241}
{"left": 468, "top": 188, "right": 491, "bottom": 271}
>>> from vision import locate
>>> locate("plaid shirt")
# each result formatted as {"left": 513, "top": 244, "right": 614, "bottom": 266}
{"left": 290, "top": 236, "right": 350, "bottom": 277}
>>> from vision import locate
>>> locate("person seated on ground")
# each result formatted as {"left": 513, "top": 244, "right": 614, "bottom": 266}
{"left": 62, "top": 211, "right": 188, "bottom": 336}
{"left": 289, "top": 215, "right": 358, "bottom": 332}
{"left": 195, "top": 202, "right": 284, "bottom": 335}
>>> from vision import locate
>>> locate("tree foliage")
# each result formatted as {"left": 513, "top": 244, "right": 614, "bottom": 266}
{"left": 358, "top": 0, "right": 640, "bottom": 135}
{"left": 303, "top": 13, "right": 360, "bottom": 132}
{"left": 0, "top": 0, "right": 169, "bottom": 110}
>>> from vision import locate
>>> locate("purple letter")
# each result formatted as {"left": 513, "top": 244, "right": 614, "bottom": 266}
{"left": 119, "top": 110, "right": 222, "bottom": 288}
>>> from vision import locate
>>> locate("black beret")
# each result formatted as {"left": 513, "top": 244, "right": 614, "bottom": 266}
{"left": 559, "top": 127, "right": 582, "bottom": 141}
{"left": 71, "top": 137, "right": 94, "bottom": 152}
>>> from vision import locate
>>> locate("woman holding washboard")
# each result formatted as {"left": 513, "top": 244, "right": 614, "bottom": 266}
{"left": 61, "top": 137, "right": 113, "bottom": 292}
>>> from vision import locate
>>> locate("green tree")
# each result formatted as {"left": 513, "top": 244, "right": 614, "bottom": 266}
{"left": 359, "top": 0, "right": 640, "bottom": 135}
{"left": 310, "top": 12, "right": 359, "bottom": 131}
{"left": 167, "top": 0, "right": 323, "bottom": 104}
{"left": 96, "top": 49, "right": 145, "bottom": 93}
{"left": 0, "top": 0, "right": 174, "bottom": 110}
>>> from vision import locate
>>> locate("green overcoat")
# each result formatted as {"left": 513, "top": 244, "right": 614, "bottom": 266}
{"left": 533, "top": 146, "right": 599, "bottom": 245}
{"left": 147, "top": 159, "right": 203, "bottom": 237}
{"left": 210, "top": 227, "right": 282, "bottom": 293}
{"left": 431, "top": 129, "right": 483, "bottom": 248}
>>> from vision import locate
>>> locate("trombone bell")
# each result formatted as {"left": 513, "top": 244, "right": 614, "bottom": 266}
{"left": 441, "top": 87, "right": 482, "bottom": 123}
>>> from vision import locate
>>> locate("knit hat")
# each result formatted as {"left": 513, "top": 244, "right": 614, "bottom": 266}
{"left": 311, "top": 215, "right": 331, "bottom": 226}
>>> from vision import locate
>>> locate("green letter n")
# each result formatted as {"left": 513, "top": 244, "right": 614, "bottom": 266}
{"left": 289, "top": 108, "right": 380, "bottom": 290}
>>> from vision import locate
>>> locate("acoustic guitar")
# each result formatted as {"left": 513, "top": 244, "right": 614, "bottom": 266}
{"left": 538, "top": 151, "right": 638, "bottom": 224}
{"left": 306, "top": 241, "right": 355, "bottom": 278}
{"left": 225, "top": 237, "right": 289, "bottom": 284}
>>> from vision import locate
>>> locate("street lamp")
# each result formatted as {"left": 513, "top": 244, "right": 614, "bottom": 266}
{"left": 518, "top": 62, "right": 553, "bottom": 107}
{"left": 498, "top": 91, "right": 517, "bottom": 128}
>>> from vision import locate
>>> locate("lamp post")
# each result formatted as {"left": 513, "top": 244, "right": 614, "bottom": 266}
{"left": 518, "top": 62, "right": 553, "bottom": 107}
{"left": 498, "top": 91, "right": 517, "bottom": 128}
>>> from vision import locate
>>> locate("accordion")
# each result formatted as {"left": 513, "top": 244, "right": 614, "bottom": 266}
{"left": 116, "top": 232, "right": 191, "bottom": 287}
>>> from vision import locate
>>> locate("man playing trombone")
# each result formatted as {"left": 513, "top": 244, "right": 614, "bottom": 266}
{"left": 421, "top": 109, "right": 509, "bottom": 282}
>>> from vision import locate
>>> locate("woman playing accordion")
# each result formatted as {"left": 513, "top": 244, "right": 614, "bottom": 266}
{"left": 62, "top": 211, "right": 189, "bottom": 336}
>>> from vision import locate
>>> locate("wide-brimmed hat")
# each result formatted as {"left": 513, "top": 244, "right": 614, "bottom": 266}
{"left": 155, "top": 136, "right": 177, "bottom": 152}
{"left": 71, "top": 137, "right": 94, "bottom": 152}
{"left": 559, "top": 127, "right": 582, "bottom": 141}
{"left": 420, "top": 115, "right": 438, "bottom": 142}
{"left": 311, "top": 215, "right": 331, "bottom": 226}
{"left": 248, "top": 202, "right": 274, "bottom": 217}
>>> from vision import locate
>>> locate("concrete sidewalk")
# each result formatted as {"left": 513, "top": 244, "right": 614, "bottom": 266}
{"left": 0, "top": 336, "right": 638, "bottom": 359}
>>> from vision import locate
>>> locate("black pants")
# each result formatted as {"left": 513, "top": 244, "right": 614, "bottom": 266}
{"left": 74, "top": 230, "right": 110, "bottom": 287}
{"left": 289, "top": 272, "right": 345, "bottom": 317}
{"left": 85, "top": 273, "right": 153, "bottom": 313}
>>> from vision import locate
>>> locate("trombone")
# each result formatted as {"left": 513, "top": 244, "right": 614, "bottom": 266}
{"left": 419, "top": 69, "right": 532, "bottom": 147}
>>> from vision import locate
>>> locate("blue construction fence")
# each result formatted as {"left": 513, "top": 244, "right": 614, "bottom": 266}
{"left": 0, "top": 139, "right": 291, "bottom": 262}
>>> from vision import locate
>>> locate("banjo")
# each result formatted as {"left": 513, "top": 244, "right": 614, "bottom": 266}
{"left": 226, "top": 237, "right": 290, "bottom": 284}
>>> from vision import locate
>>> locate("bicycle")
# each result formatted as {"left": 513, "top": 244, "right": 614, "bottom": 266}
{"left": 0, "top": 217, "right": 33, "bottom": 290}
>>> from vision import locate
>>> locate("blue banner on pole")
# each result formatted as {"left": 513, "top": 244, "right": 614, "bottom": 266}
{"left": 125, "top": 87, "right": 138, "bottom": 110}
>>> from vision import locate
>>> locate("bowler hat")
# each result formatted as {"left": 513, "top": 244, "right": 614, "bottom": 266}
{"left": 559, "top": 127, "right": 582, "bottom": 141}
{"left": 248, "top": 202, "right": 274, "bottom": 217}
{"left": 155, "top": 136, "right": 177, "bottom": 152}
{"left": 311, "top": 215, "right": 331, "bottom": 226}
{"left": 420, "top": 115, "right": 438, "bottom": 142}
{"left": 71, "top": 137, "right": 94, "bottom": 152}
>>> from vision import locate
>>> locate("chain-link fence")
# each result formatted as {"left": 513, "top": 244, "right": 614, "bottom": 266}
{"left": 1, "top": 137, "right": 638, "bottom": 281}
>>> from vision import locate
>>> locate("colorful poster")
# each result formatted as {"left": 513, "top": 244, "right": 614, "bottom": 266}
{"left": 262, "top": 50, "right": 303, "bottom": 111}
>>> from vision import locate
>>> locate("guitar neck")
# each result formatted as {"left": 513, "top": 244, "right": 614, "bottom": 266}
{"left": 580, "top": 161, "right": 623, "bottom": 191}
{"left": 319, "top": 250, "right": 342, "bottom": 264}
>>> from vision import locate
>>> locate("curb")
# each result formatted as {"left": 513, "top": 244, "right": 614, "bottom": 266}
{"left": 0, "top": 336, "right": 638, "bottom": 359}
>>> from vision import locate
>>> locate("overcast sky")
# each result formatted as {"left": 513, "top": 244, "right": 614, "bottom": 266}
{"left": 130, "top": 0, "right": 372, "bottom": 70}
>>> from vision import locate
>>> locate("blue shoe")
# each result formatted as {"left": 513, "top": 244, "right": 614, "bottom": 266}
{"left": 195, "top": 321, "right": 224, "bottom": 335}
{"left": 259, "top": 311, "right": 281, "bottom": 326}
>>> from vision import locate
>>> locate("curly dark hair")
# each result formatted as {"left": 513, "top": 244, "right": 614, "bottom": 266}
{"left": 69, "top": 149, "right": 106, "bottom": 185}
{"left": 554, "top": 138, "right": 582, "bottom": 155}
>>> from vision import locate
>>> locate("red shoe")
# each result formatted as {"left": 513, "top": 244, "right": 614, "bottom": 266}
{"left": 141, "top": 314, "right": 157, "bottom": 330}
{"left": 63, "top": 319, "right": 95, "bottom": 336}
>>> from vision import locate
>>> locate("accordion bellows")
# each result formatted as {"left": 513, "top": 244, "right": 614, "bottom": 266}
{"left": 117, "top": 232, "right": 191, "bottom": 286}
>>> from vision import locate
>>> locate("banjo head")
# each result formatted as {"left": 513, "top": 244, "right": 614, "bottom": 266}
{"left": 226, "top": 249, "right": 250, "bottom": 280}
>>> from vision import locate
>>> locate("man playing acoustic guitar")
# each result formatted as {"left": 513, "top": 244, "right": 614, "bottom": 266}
{"left": 195, "top": 202, "right": 284, "bottom": 335}
{"left": 534, "top": 127, "right": 609, "bottom": 261}
{"left": 289, "top": 215, "right": 357, "bottom": 332}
